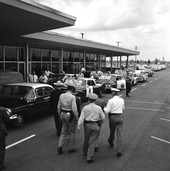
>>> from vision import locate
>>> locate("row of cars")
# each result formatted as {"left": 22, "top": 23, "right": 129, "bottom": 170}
{"left": 0, "top": 68, "right": 155, "bottom": 128}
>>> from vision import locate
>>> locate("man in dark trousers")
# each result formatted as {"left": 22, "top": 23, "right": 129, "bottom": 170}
{"left": 0, "top": 107, "right": 10, "bottom": 170}
{"left": 126, "top": 77, "right": 132, "bottom": 97}
{"left": 50, "top": 85, "right": 62, "bottom": 137}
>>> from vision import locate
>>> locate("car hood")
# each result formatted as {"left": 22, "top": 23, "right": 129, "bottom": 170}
{"left": 0, "top": 96, "right": 26, "bottom": 108}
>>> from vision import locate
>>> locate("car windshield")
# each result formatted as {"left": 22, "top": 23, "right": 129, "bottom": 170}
{"left": 1, "top": 85, "right": 32, "bottom": 98}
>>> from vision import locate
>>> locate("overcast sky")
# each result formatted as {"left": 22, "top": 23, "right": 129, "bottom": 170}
{"left": 35, "top": 0, "right": 170, "bottom": 61}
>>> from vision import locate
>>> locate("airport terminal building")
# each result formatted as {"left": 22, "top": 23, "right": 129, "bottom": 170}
{"left": 0, "top": 0, "right": 139, "bottom": 81}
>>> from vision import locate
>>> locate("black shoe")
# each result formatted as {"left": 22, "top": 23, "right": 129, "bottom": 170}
{"left": 57, "top": 147, "right": 63, "bottom": 155}
{"left": 108, "top": 139, "right": 113, "bottom": 147}
{"left": 87, "top": 159, "right": 94, "bottom": 164}
{"left": 68, "top": 149, "right": 77, "bottom": 153}
{"left": 57, "top": 132, "right": 61, "bottom": 137}
{"left": 95, "top": 147, "right": 99, "bottom": 152}
{"left": 126, "top": 95, "right": 130, "bottom": 97}
{"left": 117, "top": 152, "right": 122, "bottom": 157}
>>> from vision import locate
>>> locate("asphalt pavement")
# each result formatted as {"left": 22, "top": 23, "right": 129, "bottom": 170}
{"left": 5, "top": 68, "right": 170, "bottom": 171}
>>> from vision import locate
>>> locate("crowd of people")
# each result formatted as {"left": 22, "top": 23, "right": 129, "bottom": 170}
{"left": 50, "top": 83, "right": 125, "bottom": 164}
{"left": 0, "top": 66, "right": 130, "bottom": 169}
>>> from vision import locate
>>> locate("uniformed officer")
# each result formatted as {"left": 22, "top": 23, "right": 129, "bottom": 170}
{"left": 57, "top": 83, "right": 78, "bottom": 155}
{"left": 0, "top": 107, "right": 10, "bottom": 170}
{"left": 126, "top": 77, "right": 131, "bottom": 97}
{"left": 104, "top": 88, "right": 125, "bottom": 157}
{"left": 77, "top": 93, "right": 105, "bottom": 163}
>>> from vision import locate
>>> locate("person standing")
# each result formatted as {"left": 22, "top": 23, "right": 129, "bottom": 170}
{"left": 126, "top": 77, "right": 131, "bottom": 97}
{"left": 77, "top": 93, "right": 105, "bottom": 163}
{"left": 50, "top": 85, "right": 62, "bottom": 137}
{"left": 0, "top": 107, "right": 10, "bottom": 170}
{"left": 39, "top": 71, "right": 48, "bottom": 83}
{"left": 94, "top": 97, "right": 106, "bottom": 152}
{"left": 104, "top": 88, "right": 125, "bottom": 157}
{"left": 27, "top": 70, "right": 38, "bottom": 83}
{"left": 57, "top": 83, "right": 78, "bottom": 155}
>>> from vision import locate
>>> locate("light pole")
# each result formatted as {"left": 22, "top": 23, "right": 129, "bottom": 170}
{"left": 80, "top": 33, "right": 84, "bottom": 39}
{"left": 116, "top": 41, "right": 121, "bottom": 47}
{"left": 134, "top": 46, "right": 138, "bottom": 70}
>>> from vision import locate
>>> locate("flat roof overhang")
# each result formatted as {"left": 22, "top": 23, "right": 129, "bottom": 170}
{"left": 22, "top": 32, "right": 140, "bottom": 56}
{"left": 0, "top": 0, "right": 76, "bottom": 41}
{"left": 0, "top": 31, "right": 140, "bottom": 57}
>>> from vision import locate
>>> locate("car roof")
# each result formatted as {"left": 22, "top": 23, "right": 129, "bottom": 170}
{"left": 3, "top": 83, "right": 54, "bottom": 89}
{"left": 67, "top": 77, "right": 95, "bottom": 81}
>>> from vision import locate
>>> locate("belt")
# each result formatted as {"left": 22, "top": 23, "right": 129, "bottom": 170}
{"left": 84, "top": 120, "right": 98, "bottom": 124}
{"left": 61, "top": 109, "right": 72, "bottom": 112}
{"left": 109, "top": 113, "right": 122, "bottom": 116}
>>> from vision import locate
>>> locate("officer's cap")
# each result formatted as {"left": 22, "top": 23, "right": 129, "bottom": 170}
{"left": 88, "top": 93, "right": 98, "bottom": 100}
{"left": 111, "top": 88, "right": 120, "bottom": 92}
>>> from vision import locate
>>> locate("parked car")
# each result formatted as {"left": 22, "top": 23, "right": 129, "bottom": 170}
{"left": 110, "top": 74, "right": 126, "bottom": 90}
{"left": 128, "top": 72, "right": 138, "bottom": 86}
{"left": 54, "top": 77, "right": 103, "bottom": 101}
{"left": 135, "top": 70, "right": 148, "bottom": 82}
{"left": 96, "top": 75, "right": 117, "bottom": 92}
{"left": 0, "top": 83, "right": 54, "bottom": 127}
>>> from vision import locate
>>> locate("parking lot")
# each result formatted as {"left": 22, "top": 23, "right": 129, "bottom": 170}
{"left": 4, "top": 68, "right": 170, "bottom": 171}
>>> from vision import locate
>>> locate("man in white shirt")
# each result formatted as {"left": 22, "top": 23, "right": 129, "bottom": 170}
{"left": 78, "top": 93, "right": 105, "bottom": 163}
{"left": 104, "top": 88, "right": 125, "bottom": 157}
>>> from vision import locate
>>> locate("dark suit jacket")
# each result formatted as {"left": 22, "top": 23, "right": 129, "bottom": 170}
{"left": 0, "top": 107, "right": 10, "bottom": 136}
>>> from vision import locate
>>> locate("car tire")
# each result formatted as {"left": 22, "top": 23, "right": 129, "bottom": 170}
{"left": 13, "top": 114, "right": 25, "bottom": 128}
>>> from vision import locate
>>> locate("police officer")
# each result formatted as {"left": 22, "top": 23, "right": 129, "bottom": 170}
{"left": 57, "top": 83, "right": 78, "bottom": 155}
{"left": 0, "top": 107, "right": 10, "bottom": 170}
{"left": 77, "top": 93, "right": 105, "bottom": 163}
{"left": 104, "top": 88, "right": 125, "bottom": 157}
{"left": 50, "top": 84, "right": 62, "bottom": 137}
{"left": 126, "top": 77, "right": 131, "bottom": 97}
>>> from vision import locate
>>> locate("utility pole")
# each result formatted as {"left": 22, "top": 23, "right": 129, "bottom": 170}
{"left": 80, "top": 33, "right": 84, "bottom": 39}
{"left": 134, "top": 46, "right": 138, "bottom": 70}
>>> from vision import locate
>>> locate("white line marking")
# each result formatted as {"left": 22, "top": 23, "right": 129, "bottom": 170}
{"left": 160, "top": 118, "right": 170, "bottom": 122}
{"left": 126, "top": 107, "right": 164, "bottom": 112}
{"left": 125, "top": 100, "right": 166, "bottom": 105}
{"left": 6, "top": 134, "right": 36, "bottom": 149}
{"left": 142, "top": 84, "right": 146, "bottom": 86}
{"left": 155, "top": 78, "right": 158, "bottom": 80}
{"left": 159, "top": 77, "right": 161, "bottom": 79}
{"left": 131, "top": 88, "right": 137, "bottom": 92}
{"left": 149, "top": 80, "right": 153, "bottom": 83}
{"left": 151, "top": 136, "right": 170, "bottom": 144}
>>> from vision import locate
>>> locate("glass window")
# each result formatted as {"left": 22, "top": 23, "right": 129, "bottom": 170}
{"left": 31, "top": 49, "right": 41, "bottom": 61}
{"left": 0, "top": 63, "right": 3, "bottom": 71}
{"left": 86, "top": 53, "right": 90, "bottom": 62}
{"left": 31, "top": 63, "right": 41, "bottom": 77}
{"left": 0, "top": 46, "right": 2, "bottom": 61}
{"left": 79, "top": 53, "right": 84, "bottom": 63}
{"left": 52, "top": 50, "right": 60, "bottom": 61}
{"left": 63, "top": 51, "right": 67, "bottom": 62}
{"left": 5, "top": 46, "right": 17, "bottom": 61}
{"left": 43, "top": 87, "right": 53, "bottom": 96}
{"left": 19, "top": 48, "right": 24, "bottom": 61}
{"left": 90, "top": 54, "right": 94, "bottom": 62}
{"left": 74, "top": 52, "right": 79, "bottom": 62}
{"left": 52, "top": 63, "right": 59, "bottom": 73}
{"left": 5, "top": 63, "right": 17, "bottom": 71}
{"left": 36, "top": 88, "right": 44, "bottom": 97}
{"left": 42, "top": 50, "right": 50, "bottom": 61}
{"left": 68, "top": 52, "right": 73, "bottom": 62}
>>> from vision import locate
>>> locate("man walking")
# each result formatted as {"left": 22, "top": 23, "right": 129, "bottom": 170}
{"left": 104, "top": 88, "right": 125, "bottom": 157}
{"left": 50, "top": 85, "right": 62, "bottom": 137}
{"left": 57, "top": 83, "right": 78, "bottom": 155}
{"left": 126, "top": 77, "right": 131, "bottom": 97}
{"left": 0, "top": 107, "right": 10, "bottom": 170}
{"left": 78, "top": 93, "right": 105, "bottom": 163}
